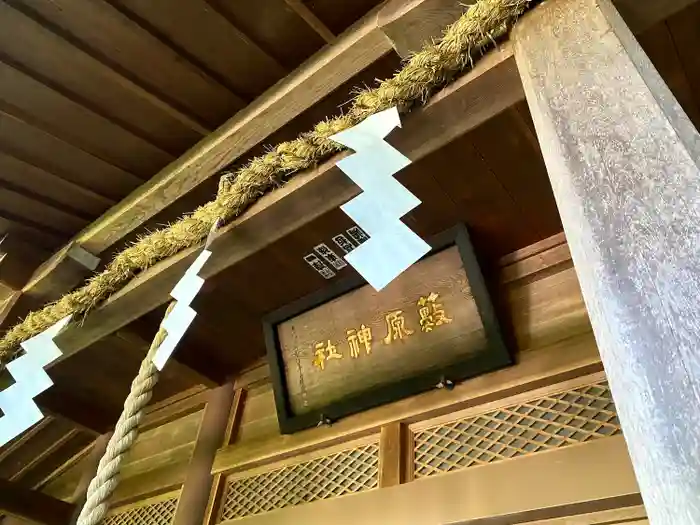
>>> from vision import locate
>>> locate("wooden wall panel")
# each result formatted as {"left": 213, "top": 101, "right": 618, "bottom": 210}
{"left": 663, "top": 4, "right": 700, "bottom": 128}
{"left": 236, "top": 384, "right": 281, "bottom": 447}
{"left": 110, "top": 409, "right": 204, "bottom": 505}
{"left": 637, "top": 20, "right": 700, "bottom": 129}
{"left": 219, "top": 437, "right": 639, "bottom": 525}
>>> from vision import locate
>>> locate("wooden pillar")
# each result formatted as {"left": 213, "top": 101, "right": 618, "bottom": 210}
{"left": 202, "top": 388, "right": 246, "bottom": 525}
{"left": 512, "top": 0, "right": 700, "bottom": 523}
{"left": 173, "top": 385, "right": 242, "bottom": 525}
{"left": 378, "top": 422, "right": 408, "bottom": 487}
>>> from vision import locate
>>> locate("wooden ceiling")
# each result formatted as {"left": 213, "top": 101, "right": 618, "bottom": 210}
{"left": 0, "top": 0, "right": 384, "bottom": 253}
{"left": 1, "top": 0, "right": 700, "bottom": 508}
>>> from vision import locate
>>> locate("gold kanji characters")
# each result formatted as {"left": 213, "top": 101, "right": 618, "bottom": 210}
{"left": 313, "top": 339, "right": 342, "bottom": 370}
{"left": 347, "top": 324, "right": 372, "bottom": 358}
{"left": 417, "top": 292, "right": 452, "bottom": 332}
{"left": 383, "top": 310, "right": 414, "bottom": 344}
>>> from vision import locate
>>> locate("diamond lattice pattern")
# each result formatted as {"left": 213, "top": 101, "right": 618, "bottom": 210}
{"left": 219, "top": 442, "right": 379, "bottom": 521}
{"left": 414, "top": 381, "right": 620, "bottom": 478}
{"left": 102, "top": 497, "right": 178, "bottom": 525}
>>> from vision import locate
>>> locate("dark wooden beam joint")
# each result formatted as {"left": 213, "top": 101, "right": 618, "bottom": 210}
{"left": 0, "top": 478, "right": 75, "bottom": 525}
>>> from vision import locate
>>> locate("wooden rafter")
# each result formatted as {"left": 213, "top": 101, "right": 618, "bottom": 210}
{"left": 283, "top": 0, "right": 336, "bottom": 43}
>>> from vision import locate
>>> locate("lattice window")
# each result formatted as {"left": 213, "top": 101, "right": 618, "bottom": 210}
{"left": 219, "top": 442, "right": 379, "bottom": 521}
{"left": 102, "top": 496, "right": 178, "bottom": 525}
{"left": 414, "top": 381, "right": 620, "bottom": 478}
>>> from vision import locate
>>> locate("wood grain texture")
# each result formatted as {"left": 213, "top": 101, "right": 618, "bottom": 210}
{"left": 378, "top": 0, "right": 470, "bottom": 58}
{"left": 47, "top": 43, "right": 524, "bottom": 369}
{"left": 278, "top": 246, "right": 486, "bottom": 414}
{"left": 378, "top": 422, "right": 405, "bottom": 487}
{"left": 204, "top": 0, "right": 326, "bottom": 70}
{"left": 0, "top": 151, "right": 114, "bottom": 218}
{"left": 203, "top": 388, "right": 246, "bottom": 525}
{"left": 513, "top": 0, "right": 700, "bottom": 523}
{"left": 0, "top": 108, "right": 141, "bottom": 200}
{"left": 219, "top": 436, "right": 638, "bottom": 525}
{"left": 284, "top": 0, "right": 336, "bottom": 43}
{"left": 172, "top": 384, "right": 235, "bottom": 525}
{"left": 0, "top": 58, "right": 173, "bottom": 176}
{"left": 110, "top": 409, "right": 204, "bottom": 505}
{"left": 0, "top": 479, "right": 75, "bottom": 525}
{"left": 216, "top": 334, "right": 601, "bottom": 473}
{"left": 0, "top": 1, "right": 206, "bottom": 152}
{"left": 73, "top": 0, "right": 394, "bottom": 254}
{"left": 11, "top": 0, "right": 243, "bottom": 127}
{"left": 110, "top": 0, "right": 286, "bottom": 99}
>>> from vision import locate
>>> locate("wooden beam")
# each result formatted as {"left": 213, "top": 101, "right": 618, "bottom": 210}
{"left": 52, "top": 40, "right": 524, "bottom": 368}
{"left": 112, "top": 330, "right": 218, "bottom": 388}
{"left": 378, "top": 0, "right": 470, "bottom": 58}
{"left": 0, "top": 478, "right": 75, "bottom": 525}
{"left": 72, "top": 0, "right": 398, "bottom": 255}
{"left": 513, "top": 0, "right": 700, "bottom": 523}
{"left": 283, "top": 0, "right": 336, "bottom": 44}
{"left": 172, "top": 384, "right": 236, "bottom": 525}
{"left": 37, "top": 385, "right": 116, "bottom": 435}
{"left": 0, "top": 241, "right": 99, "bottom": 329}
{"left": 203, "top": 388, "right": 246, "bottom": 525}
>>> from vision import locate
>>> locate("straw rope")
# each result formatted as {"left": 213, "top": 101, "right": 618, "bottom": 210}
{"left": 0, "top": 0, "right": 531, "bottom": 363}
{"left": 74, "top": 302, "right": 174, "bottom": 525}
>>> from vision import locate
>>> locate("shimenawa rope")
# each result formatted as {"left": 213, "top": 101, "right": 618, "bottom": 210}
{"left": 0, "top": 0, "right": 531, "bottom": 364}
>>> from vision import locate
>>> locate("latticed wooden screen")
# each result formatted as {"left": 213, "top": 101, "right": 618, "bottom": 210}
{"left": 413, "top": 381, "right": 620, "bottom": 478}
{"left": 219, "top": 442, "right": 379, "bottom": 520}
{"left": 102, "top": 496, "right": 178, "bottom": 525}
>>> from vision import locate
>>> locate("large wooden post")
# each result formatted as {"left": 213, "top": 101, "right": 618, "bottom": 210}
{"left": 513, "top": 0, "right": 700, "bottom": 523}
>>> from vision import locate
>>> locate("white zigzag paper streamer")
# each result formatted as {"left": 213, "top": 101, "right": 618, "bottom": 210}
{"left": 331, "top": 107, "right": 430, "bottom": 291}
{"left": 152, "top": 249, "right": 211, "bottom": 370}
{"left": 0, "top": 315, "right": 72, "bottom": 447}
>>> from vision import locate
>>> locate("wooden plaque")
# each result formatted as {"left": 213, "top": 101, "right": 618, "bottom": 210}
{"left": 264, "top": 225, "right": 511, "bottom": 433}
